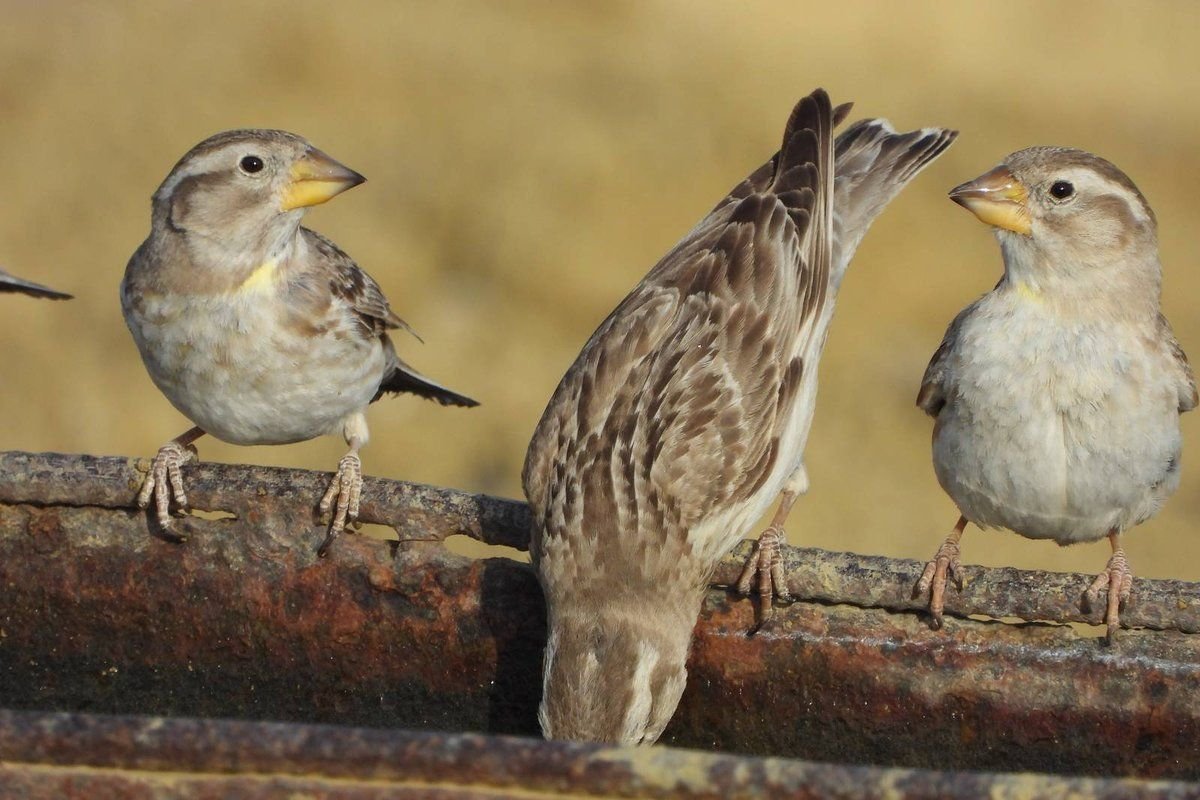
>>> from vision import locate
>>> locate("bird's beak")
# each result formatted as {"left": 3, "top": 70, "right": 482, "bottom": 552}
{"left": 280, "top": 148, "right": 366, "bottom": 211}
{"left": 948, "top": 166, "right": 1031, "bottom": 235}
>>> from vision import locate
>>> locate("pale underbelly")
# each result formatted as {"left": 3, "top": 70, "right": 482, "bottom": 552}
{"left": 131, "top": 309, "right": 384, "bottom": 446}
{"left": 933, "top": 402, "right": 1180, "bottom": 543}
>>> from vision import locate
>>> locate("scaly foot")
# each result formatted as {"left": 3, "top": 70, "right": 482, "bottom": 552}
{"left": 736, "top": 526, "right": 792, "bottom": 623}
{"left": 136, "top": 440, "right": 198, "bottom": 533}
{"left": 318, "top": 452, "right": 363, "bottom": 557}
{"left": 914, "top": 536, "right": 964, "bottom": 629}
{"left": 1085, "top": 548, "right": 1133, "bottom": 643}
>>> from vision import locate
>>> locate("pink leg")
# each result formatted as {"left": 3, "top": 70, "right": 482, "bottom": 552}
{"left": 136, "top": 427, "right": 206, "bottom": 536}
{"left": 737, "top": 489, "right": 798, "bottom": 622}
{"left": 1085, "top": 530, "right": 1133, "bottom": 643}
{"left": 914, "top": 515, "right": 968, "bottom": 629}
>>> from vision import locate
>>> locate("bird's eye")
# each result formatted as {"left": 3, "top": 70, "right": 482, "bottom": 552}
{"left": 239, "top": 155, "right": 265, "bottom": 174}
{"left": 1049, "top": 180, "right": 1074, "bottom": 200}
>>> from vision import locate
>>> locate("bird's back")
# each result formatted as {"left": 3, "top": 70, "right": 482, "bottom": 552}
{"left": 525, "top": 89, "right": 836, "bottom": 591}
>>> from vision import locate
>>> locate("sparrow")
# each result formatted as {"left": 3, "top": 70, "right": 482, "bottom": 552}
{"left": 523, "top": 88, "right": 956, "bottom": 744}
{"left": 915, "top": 147, "right": 1195, "bottom": 641}
{"left": 0, "top": 267, "right": 71, "bottom": 299}
{"left": 121, "top": 129, "right": 477, "bottom": 554}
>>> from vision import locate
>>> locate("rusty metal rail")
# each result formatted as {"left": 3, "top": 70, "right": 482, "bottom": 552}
{"left": 0, "top": 451, "right": 1198, "bottom": 783}
{"left": 2, "top": 709, "right": 1196, "bottom": 799}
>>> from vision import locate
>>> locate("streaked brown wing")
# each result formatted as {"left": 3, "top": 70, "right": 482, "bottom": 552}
{"left": 525, "top": 89, "right": 835, "bottom": 566}
{"left": 302, "top": 228, "right": 420, "bottom": 341}
{"left": 295, "top": 227, "right": 476, "bottom": 408}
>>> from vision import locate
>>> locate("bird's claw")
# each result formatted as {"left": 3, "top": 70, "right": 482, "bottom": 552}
{"left": 737, "top": 526, "right": 792, "bottom": 625}
{"left": 137, "top": 440, "right": 198, "bottom": 533}
{"left": 914, "top": 538, "right": 963, "bottom": 629}
{"left": 1085, "top": 549, "right": 1133, "bottom": 644}
{"left": 318, "top": 452, "right": 363, "bottom": 557}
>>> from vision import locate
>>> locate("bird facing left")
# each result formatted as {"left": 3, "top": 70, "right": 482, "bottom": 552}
{"left": 121, "top": 129, "right": 478, "bottom": 554}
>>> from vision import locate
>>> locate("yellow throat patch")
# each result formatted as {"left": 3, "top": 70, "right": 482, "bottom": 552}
{"left": 237, "top": 259, "right": 278, "bottom": 293}
{"left": 1014, "top": 280, "right": 1042, "bottom": 302}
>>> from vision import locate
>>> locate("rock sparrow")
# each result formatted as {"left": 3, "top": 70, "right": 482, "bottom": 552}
{"left": 916, "top": 147, "right": 1195, "bottom": 640}
{"left": 122, "top": 129, "right": 477, "bottom": 554}
{"left": 0, "top": 267, "right": 70, "bottom": 299}
{"left": 524, "top": 89, "right": 955, "bottom": 743}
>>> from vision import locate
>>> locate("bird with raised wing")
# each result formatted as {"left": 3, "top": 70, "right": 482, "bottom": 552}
{"left": 915, "top": 147, "right": 1194, "bottom": 641}
{"left": 524, "top": 89, "right": 956, "bottom": 744}
{"left": 122, "top": 129, "right": 477, "bottom": 554}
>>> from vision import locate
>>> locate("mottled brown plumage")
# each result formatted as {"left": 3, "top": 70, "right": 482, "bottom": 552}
{"left": 524, "top": 89, "right": 955, "bottom": 744}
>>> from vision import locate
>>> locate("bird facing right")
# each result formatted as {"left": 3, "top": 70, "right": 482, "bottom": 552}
{"left": 915, "top": 147, "right": 1196, "bottom": 640}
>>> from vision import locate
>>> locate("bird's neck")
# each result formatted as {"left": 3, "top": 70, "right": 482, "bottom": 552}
{"left": 163, "top": 216, "right": 306, "bottom": 295}
{"left": 998, "top": 234, "right": 1162, "bottom": 323}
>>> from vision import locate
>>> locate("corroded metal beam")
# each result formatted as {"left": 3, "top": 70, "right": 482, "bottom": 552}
{"left": 1, "top": 450, "right": 1195, "bottom": 632}
{"left": 3, "top": 710, "right": 1194, "bottom": 799}
{"left": 0, "top": 451, "right": 1197, "bottom": 781}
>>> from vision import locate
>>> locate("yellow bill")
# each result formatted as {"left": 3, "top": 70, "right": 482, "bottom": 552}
{"left": 280, "top": 148, "right": 366, "bottom": 211}
{"left": 948, "top": 165, "right": 1031, "bottom": 235}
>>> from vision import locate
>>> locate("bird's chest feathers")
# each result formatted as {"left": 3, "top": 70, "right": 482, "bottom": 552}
{"left": 936, "top": 294, "right": 1179, "bottom": 539}
{"left": 955, "top": 298, "right": 1145, "bottom": 416}
{"left": 136, "top": 278, "right": 297, "bottom": 369}
{"left": 128, "top": 272, "right": 381, "bottom": 445}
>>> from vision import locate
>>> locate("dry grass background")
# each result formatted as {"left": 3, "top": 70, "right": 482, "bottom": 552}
{"left": 0, "top": 1, "right": 1197, "bottom": 582}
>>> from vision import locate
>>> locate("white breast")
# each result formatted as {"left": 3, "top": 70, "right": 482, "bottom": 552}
{"left": 125, "top": 288, "right": 384, "bottom": 446}
{"left": 933, "top": 292, "right": 1181, "bottom": 543}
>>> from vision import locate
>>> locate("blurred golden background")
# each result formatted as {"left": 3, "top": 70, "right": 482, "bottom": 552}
{"left": 0, "top": 1, "right": 1197, "bottom": 581}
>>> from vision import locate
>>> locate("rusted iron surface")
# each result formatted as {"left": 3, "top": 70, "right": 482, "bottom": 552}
{"left": 1, "top": 710, "right": 1197, "bottom": 800}
{"left": 0, "top": 451, "right": 1198, "bottom": 780}
{"left": 0, "top": 449, "right": 530, "bottom": 548}
{"left": 679, "top": 591, "right": 1200, "bottom": 779}
{"left": 2, "top": 450, "right": 1196, "bottom": 632}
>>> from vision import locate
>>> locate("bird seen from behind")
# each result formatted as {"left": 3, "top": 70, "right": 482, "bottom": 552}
{"left": 524, "top": 88, "right": 956, "bottom": 744}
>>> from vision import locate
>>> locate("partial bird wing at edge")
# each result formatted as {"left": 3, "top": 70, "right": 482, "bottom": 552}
{"left": 0, "top": 268, "right": 72, "bottom": 300}
{"left": 917, "top": 300, "right": 980, "bottom": 417}
{"left": 1160, "top": 312, "right": 1198, "bottom": 413}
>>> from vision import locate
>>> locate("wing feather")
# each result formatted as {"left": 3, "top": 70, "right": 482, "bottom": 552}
{"left": 1159, "top": 313, "right": 1198, "bottom": 413}
{"left": 297, "top": 228, "right": 477, "bottom": 407}
{"left": 525, "top": 89, "right": 835, "bottom": 576}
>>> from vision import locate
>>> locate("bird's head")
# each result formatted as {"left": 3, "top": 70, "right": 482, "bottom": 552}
{"left": 949, "top": 147, "right": 1159, "bottom": 299}
{"left": 151, "top": 129, "right": 365, "bottom": 262}
{"left": 539, "top": 603, "right": 693, "bottom": 746}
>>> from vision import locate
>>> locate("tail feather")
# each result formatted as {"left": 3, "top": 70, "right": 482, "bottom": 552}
{"left": 374, "top": 336, "right": 479, "bottom": 407}
{"left": 831, "top": 120, "right": 958, "bottom": 284}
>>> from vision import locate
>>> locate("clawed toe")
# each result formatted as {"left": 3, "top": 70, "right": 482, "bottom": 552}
{"left": 136, "top": 440, "right": 198, "bottom": 534}
{"left": 318, "top": 453, "right": 363, "bottom": 557}
{"left": 1085, "top": 547, "right": 1133, "bottom": 643}
{"left": 914, "top": 538, "right": 963, "bottom": 630}
{"left": 737, "top": 527, "right": 792, "bottom": 624}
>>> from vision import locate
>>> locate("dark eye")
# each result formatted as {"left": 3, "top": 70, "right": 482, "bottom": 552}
{"left": 239, "top": 155, "right": 264, "bottom": 174}
{"left": 1049, "top": 180, "right": 1074, "bottom": 200}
